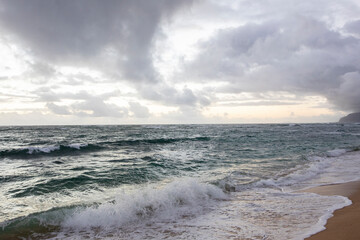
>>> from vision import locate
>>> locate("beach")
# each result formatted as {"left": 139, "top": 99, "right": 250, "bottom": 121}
{"left": 305, "top": 181, "right": 360, "bottom": 240}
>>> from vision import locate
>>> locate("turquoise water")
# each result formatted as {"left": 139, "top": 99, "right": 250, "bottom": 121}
{"left": 1, "top": 124, "right": 360, "bottom": 239}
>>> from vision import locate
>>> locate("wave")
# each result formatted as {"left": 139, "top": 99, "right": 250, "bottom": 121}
{"left": 250, "top": 148, "right": 360, "bottom": 191}
{"left": 326, "top": 148, "right": 348, "bottom": 157}
{"left": 9, "top": 167, "right": 162, "bottom": 198}
{"left": 0, "top": 136, "right": 210, "bottom": 159}
{"left": 106, "top": 136, "right": 211, "bottom": 146}
{"left": 63, "top": 179, "right": 226, "bottom": 229}
{"left": 0, "top": 179, "right": 227, "bottom": 239}
{"left": 0, "top": 207, "right": 73, "bottom": 239}
{"left": 208, "top": 147, "right": 360, "bottom": 195}
{"left": 0, "top": 143, "right": 101, "bottom": 159}
{"left": 8, "top": 174, "right": 97, "bottom": 198}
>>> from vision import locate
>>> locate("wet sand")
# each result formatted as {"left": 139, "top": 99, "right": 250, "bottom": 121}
{"left": 304, "top": 181, "right": 360, "bottom": 240}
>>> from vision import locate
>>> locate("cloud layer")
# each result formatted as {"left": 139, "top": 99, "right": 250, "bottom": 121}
{"left": 0, "top": 0, "right": 193, "bottom": 82}
{"left": 185, "top": 3, "right": 360, "bottom": 112}
{"left": 0, "top": 0, "right": 359, "bottom": 124}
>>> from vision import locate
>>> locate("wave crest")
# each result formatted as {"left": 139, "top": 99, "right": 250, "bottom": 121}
{"left": 0, "top": 143, "right": 99, "bottom": 158}
{"left": 63, "top": 178, "right": 227, "bottom": 229}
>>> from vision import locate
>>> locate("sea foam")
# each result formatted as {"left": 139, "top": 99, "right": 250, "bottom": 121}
{"left": 63, "top": 179, "right": 227, "bottom": 229}
{"left": 27, "top": 143, "right": 89, "bottom": 154}
{"left": 27, "top": 145, "right": 60, "bottom": 154}
{"left": 326, "top": 149, "right": 347, "bottom": 157}
{"left": 0, "top": 143, "right": 92, "bottom": 157}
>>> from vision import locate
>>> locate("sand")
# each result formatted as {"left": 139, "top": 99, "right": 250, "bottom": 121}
{"left": 304, "top": 181, "right": 360, "bottom": 240}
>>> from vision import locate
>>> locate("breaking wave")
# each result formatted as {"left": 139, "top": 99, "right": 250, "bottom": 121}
{"left": 104, "top": 136, "right": 211, "bottom": 146}
{"left": 0, "top": 143, "right": 100, "bottom": 159}
{"left": 0, "top": 179, "right": 227, "bottom": 239}
{"left": 63, "top": 178, "right": 226, "bottom": 229}
{"left": 0, "top": 137, "right": 211, "bottom": 159}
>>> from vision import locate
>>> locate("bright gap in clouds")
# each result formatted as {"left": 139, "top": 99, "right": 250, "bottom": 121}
{"left": 0, "top": 0, "right": 359, "bottom": 125}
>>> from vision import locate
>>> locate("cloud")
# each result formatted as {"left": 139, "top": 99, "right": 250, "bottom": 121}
{"left": 0, "top": 0, "right": 359, "bottom": 124}
{"left": 71, "top": 96, "right": 128, "bottom": 117}
{"left": 45, "top": 97, "right": 126, "bottom": 118}
{"left": 139, "top": 83, "right": 211, "bottom": 107}
{"left": 35, "top": 87, "right": 60, "bottom": 102}
{"left": 0, "top": 0, "right": 209, "bottom": 121}
{"left": 344, "top": 19, "right": 360, "bottom": 36}
{"left": 46, "top": 102, "right": 71, "bottom": 115}
{"left": 219, "top": 101, "right": 300, "bottom": 107}
{"left": 0, "top": 0, "right": 194, "bottom": 83}
{"left": 26, "top": 62, "right": 57, "bottom": 84}
{"left": 161, "top": 105, "right": 207, "bottom": 124}
{"left": 35, "top": 88, "right": 120, "bottom": 102}
{"left": 328, "top": 72, "right": 360, "bottom": 112}
{"left": 185, "top": 14, "right": 360, "bottom": 111}
{"left": 41, "top": 89, "right": 129, "bottom": 117}
{"left": 129, "top": 102, "right": 150, "bottom": 118}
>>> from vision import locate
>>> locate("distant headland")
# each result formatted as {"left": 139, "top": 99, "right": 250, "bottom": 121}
{"left": 339, "top": 112, "right": 360, "bottom": 123}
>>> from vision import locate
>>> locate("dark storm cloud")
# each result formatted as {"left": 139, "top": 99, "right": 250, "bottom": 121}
{"left": 186, "top": 14, "right": 360, "bottom": 111}
{"left": 0, "top": 0, "right": 194, "bottom": 83}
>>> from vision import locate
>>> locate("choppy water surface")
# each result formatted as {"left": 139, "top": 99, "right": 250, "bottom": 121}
{"left": 1, "top": 124, "right": 360, "bottom": 239}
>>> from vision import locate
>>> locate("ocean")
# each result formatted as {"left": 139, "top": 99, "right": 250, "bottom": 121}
{"left": 1, "top": 123, "right": 360, "bottom": 239}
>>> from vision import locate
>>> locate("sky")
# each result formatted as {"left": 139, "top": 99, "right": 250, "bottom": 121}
{"left": 0, "top": 0, "right": 359, "bottom": 125}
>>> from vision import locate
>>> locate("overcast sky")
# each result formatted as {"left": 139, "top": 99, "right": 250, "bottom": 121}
{"left": 0, "top": 0, "right": 359, "bottom": 125}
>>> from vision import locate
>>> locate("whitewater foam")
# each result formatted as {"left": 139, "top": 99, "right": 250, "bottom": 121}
{"left": 326, "top": 149, "right": 347, "bottom": 157}
{"left": 63, "top": 179, "right": 227, "bottom": 229}
{"left": 68, "top": 143, "right": 89, "bottom": 150}
{"left": 27, "top": 146, "right": 60, "bottom": 154}
{"left": 24, "top": 143, "right": 89, "bottom": 154}
{"left": 249, "top": 149, "right": 360, "bottom": 193}
{"left": 53, "top": 185, "right": 351, "bottom": 240}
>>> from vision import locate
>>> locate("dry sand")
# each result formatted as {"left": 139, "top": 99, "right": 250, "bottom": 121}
{"left": 304, "top": 181, "right": 360, "bottom": 240}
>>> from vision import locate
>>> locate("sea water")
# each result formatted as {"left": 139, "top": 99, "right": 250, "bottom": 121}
{"left": 1, "top": 124, "right": 360, "bottom": 239}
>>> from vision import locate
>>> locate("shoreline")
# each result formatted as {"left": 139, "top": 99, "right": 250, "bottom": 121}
{"left": 304, "top": 181, "right": 360, "bottom": 240}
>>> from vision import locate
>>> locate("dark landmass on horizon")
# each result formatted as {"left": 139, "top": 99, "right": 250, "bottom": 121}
{"left": 339, "top": 112, "right": 360, "bottom": 123}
